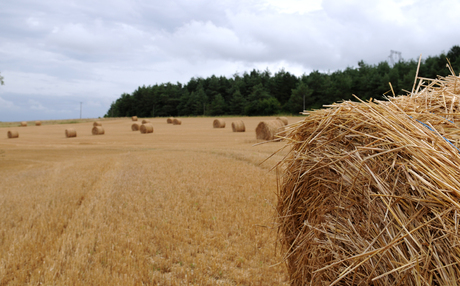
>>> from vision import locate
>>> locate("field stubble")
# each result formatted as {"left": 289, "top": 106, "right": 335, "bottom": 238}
{"left": 0, "top": 117, "right": 293, "bottom": 285}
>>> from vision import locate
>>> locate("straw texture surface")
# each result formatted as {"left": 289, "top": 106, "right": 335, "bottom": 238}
{"left": 92, "top": 126, "right": 105, "bottom": 135}
{"left": 256, "top": 120, "right": 284, "bottom": 140}
{"left": 131, "top": 123, "right": 140, "bottom": 131}
{"left": 65, "top": 129, "right": 76, "bottom": 138}
{"left": 140, "top": 123, "right": 153, "bottom": 134}
{"left": 276, "top": 117, "right": 288, "bottom": 125}
{"left": 277, "top": 74, "right": 460, "bottom": 285}
{"left": 231, "top": 120, "right": 245, "bottom": 132}
{"left": 213, "top": 119, "right": 226, "bottom": 128}
{"left": 7, "top": 130, "right": 19, "bottom": 138}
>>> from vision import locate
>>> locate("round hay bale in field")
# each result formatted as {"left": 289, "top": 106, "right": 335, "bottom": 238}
{"left": 277, "top": 74, "right": 460, "bottom": 285}
{"left": 20, "top": 121, "right": 27, "bottom": 127}
{"left": 276, "top": 116, "right": 288, "bottom": 125}
{"left": 92, "top": 126, "right": 105, "bottom": 135}
{"left": 65, "top": 128, "right": 77, "bottom": 138}
{"left": 140, "top": 123, "right": 154, "bottom": 134}
{"left": 213, "top": 119, "right": 226, "bottom": 128}
{"left": 172, "top": 118, "right": 182, "bottom": 125}
{"left": 7, "top": 130, "right": 19, "bottom": 138}
{"left": 141, "top": 119, "right": 150, "bottom": 124}
{"left": 167, "top": 117, "right": 174, "bottom": 124}
{"left": 255, "top": 120, "right": 284, "bottom": 140}
{"left": 231, "top": 120, "right": 245, "bottom": 132}
{"left": 131, "top": 123, "right": 140, "bottom": 131}
{"left": 132, "top": 116, "right": 138, "bottom": 121}
{"left": 35, "top": 121, "right": 42, "bottom": 126}
{"left": 93, "top": 121, "right": 102, "bottom": 127}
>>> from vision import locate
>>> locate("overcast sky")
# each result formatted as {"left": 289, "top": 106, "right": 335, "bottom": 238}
{"left": 1, "top": 0, "right": 459, "bottom": 121}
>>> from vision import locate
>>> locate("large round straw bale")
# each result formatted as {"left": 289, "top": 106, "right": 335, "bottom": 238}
{"left": 277, "top": 75, "right": 460, "bottom": 285}
{"left": 231, "top": 120, "right": 245, "bottom": 132}
{"left": 7, "top": 130, "right": 19, "bottom": 138}
{"left": 167, "top": 117, "right": 174, "bottom": 124}
{"left": 255, "top": 120, "right": 284, "bottom": 140}
{"left": 65, "top": 128, "right": 77, "bottom": 138}
{"left": 93, "top": 121, "right": 102, "bottom": 127}
{"left": 132, "top": 116, "right": 138, "bottom": 121}
{"left": 140, "top": 123, "right": 154, "bottom": 134}
{"left": 92, "top": 126, "right": 105, "bottom": 135}
{"left": 141, "top": 119, "right": 150, "bottom": 124}
{"left": 131, "top": 123, "right": 140, "bottom": 131}
{"left": 276, "top": 116, "right": 288, "bottom": 125}
{"left": 213, "top": 119, "right": 226, "bottom": 128}
{"left": 35, "top": 121, "right": 42, "bottom": 126}
{"left": 172, "top": 118, "right": 182, "bottom": 125}
{"left": 20, "top": 121, "right": 27, "bottom": 127}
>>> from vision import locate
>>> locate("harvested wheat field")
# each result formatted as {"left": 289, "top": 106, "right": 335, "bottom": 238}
{"left": 0, "top": 116, "right": 299, "bottom": 285}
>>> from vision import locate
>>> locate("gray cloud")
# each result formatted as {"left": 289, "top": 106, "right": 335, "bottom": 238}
{"left": 1, "top": 0, "right": 460, "bottom": 121}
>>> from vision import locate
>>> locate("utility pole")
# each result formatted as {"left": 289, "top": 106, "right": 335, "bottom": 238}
{"left": 80, "top": 102, "right": 82, "bottom": 119}
{"left": 303, "top": 93, "right": 305, "bottom": 111}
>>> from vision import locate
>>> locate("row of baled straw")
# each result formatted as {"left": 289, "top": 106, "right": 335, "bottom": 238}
{"left": 6, "top": 121, "right": 41, "bottom": 138}
{"left": 167, "top": 117, "right": 181, "bottom": 125}
{"left": 276, "top": 73, "right": 460, "bottom": 285}
{"left": 17, "top": 121, "right": 41, "bottom": 127}
{"left": 135, "top": 116, "right": 182, "bottom": 125}
{"left": 213, "top": 117, "right": 287, "bottom": 135}
{"left": 66, "top": 121, "right": 104, "bottom": 138}
{"left": 212, "top": 119, "right": 246, "bottom": 132}
{"left": 131, "top": 119, "right": 154, "bottom": 133}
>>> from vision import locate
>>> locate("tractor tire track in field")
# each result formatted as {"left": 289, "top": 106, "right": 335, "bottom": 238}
{"left": 0, "top": 153, "right": 123, "bottom": 285}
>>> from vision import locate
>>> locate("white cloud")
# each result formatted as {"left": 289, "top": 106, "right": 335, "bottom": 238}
{"left": 263, "top": 0, "right": 323, "bottom": 14}
{"left": 28, "top": 99, "right": 46, "bottom": 110}
{"left": 0, "top": 96, "right": 16, "bottom": 109}
{"left": 156, "top": 20, "right": 267, "bottom": 62}
{"left": 87, "top": 100, "right": 101, "bottom": 107}
{"left": 1, "top": 0, "right": 460, "bottom": 121}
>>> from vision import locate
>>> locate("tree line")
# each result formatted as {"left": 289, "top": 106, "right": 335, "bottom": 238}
{"left": 105, "top": 45, "right": 460, "bottom": 118}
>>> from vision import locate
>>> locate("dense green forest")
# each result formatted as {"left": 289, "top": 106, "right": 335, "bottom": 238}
{"left": 105, "top": 45, "right": 460, "bottom": 118}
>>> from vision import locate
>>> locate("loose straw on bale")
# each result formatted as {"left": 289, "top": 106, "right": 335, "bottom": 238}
{"left": 7, "top": 130, "right": 19, "bottom": 138}
{"left": 35, "top": 121, "right": 41, "bottom": 126}
{"left": 276, "top": 116, "right": 288, "bottom": 125}
{"left": 167, "top": 117, "right": 174, "bottom": 124}
{"left": 231, "top": 120, "right": 245, "bottom": 132}
{"left": 92, "top": 126, "right": 104, "bottom": 135}
{"left": 93, "top": 121, "right": 102, "bottom": 127}
{"left": 131, "top": 123, "right": 140, "bottom": 131}
{"left": 132, "top": 116, "right": 138, "bottom": 121}
{"left": 172, "top": 118, "right": 182, "bottom": 125}
{"left": 255, "top": 120, "right": 284, "bottom": 140}
{"left": 276, "top": 73, "right": 460, "bottom": 286}
{"left": 140, "top": 123, "right": 153, "bottom": 134}
{"left": 213, "top": 119, "right": 226, "bottom": 128}
{"left": 65, "top": 128, "right": 77, "bottom": 138}
{"left": 20, "top": 121, "right": 27, "bottom": 127}
{"left": 142, "top": 119, "right": 150, "bottom": 124}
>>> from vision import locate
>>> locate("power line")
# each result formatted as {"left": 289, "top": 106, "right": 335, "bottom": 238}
{"left": 388, "top": 50, "right": 402, "bottom": 66}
